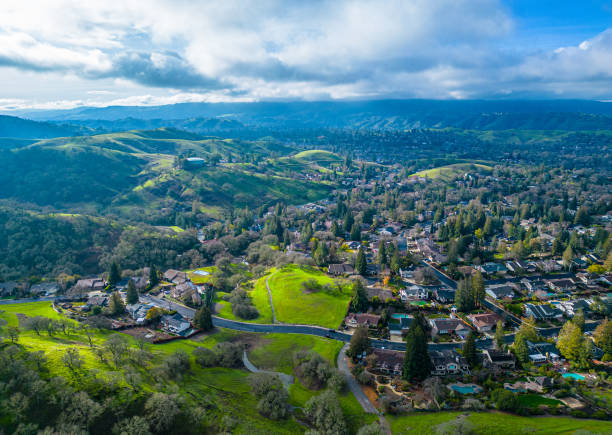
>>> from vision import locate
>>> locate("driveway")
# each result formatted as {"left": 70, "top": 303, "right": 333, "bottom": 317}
{"left": 337, "top": 343, "right": 378, "bottom": 414}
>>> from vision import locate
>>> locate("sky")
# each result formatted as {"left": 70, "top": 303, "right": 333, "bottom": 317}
{"left": 1, "top": 0, "right": 612, "bottom": 110}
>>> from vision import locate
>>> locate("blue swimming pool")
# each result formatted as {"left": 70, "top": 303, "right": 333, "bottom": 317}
{"left": 391, "top": 313, "right": 411, "bottom": 319}
{"left": 562, "top": 373, "right": 585, "bottom": 381}
{"left": 449, "top": 384, "right": 482, "bottom": 394}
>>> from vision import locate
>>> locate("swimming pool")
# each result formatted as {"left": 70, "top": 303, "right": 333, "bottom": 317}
{"left": 562, "top": 373, "right": 585, "bottom": 381}
{"left": 448, "top": 384, "right": 482, "bottom": 394}
{"left": 391, "top": 313, "right": 411, "bottom": 319}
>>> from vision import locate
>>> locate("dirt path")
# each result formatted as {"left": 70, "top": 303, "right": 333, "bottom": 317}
{"left": 265, "top": 274, "right": 278, "bottom": 324}
{"left": 242, "top": 351, "right": 294, "bottom": 388}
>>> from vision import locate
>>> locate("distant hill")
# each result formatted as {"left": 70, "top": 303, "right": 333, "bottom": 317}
{"left": 15, "top": 99, "right": 612, "bottom": 131}
{"left": 0, "top": 115, "right": 91, "bottom": 139}
{"left": 46, "top": 117, "right": 246, "bottom": 134}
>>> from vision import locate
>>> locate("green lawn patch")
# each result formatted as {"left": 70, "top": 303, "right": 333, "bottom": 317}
{"left": 266, "top": 264, "right": 352, "bottom": 328}
{"left": 518, "top": 394, "right": 563, "bottom": 408}
{"left": 388, "top": 411, "right": 612, "bottom": 435}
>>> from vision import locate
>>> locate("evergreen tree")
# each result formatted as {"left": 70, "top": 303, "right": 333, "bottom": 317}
{"left": 454, "top": 278, "right": 474, "bottom": 312}
{"left": 355, "top": 247, "right": 367, "bottom": 276}
{"left": 343, "top": 210, "right": 354, "bottom": 233}
{"left": 462, "top": 331, "right": 477, "bottom": 368}
{"left": 109, "top": 291, "right": 125, "bottom": 316}
{"left": 402, "top": 324, "right": 431, "bottom": 381}
{"left": 513, "top": 334, "right": 529, "bottom": 364}
{"left": 126, "top": 279, "right": 138, "bottom": 305}
{"left": 347, "top": 326, "right": 370, "bottom": 358}
{"left": 472, "top": 271, "right": 485, "bottom": 308}
{"left": 562, "top": 245, "right": 574, "bottom": 270}
{"left": 390, "top": 251, "right": 400, "bottom": 275}
{"left": 350, "top": 280, "right": 369, "bottom": 313}
{"left": 194, "top": 306, "right": 213, "bottom": 331}
{"left": 573, "top": 308, "right": 585, "bottom": 332}
{"left": 149, "top": 265, "right": 159, "bottom": 288}
{"left": 331, "top": 221, "right": 341, "bottom": 238}
{"left": 377, "top": 241, "right": 387, "bottom": 266}
{"left": 494, "top": 320, "right": 505, "bottom": 350}
{"left": 350, "top": 224, "right": 361, "bottom": 241}
{"left": 109, "top": 261, "right": 121, "bottom": 287}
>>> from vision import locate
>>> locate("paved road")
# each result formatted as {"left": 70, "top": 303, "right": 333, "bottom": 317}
{"left": 242, "top": 351, "right": 294, "bottom": 388}
{"left": 0, "top": 296, "right": 55, "bottom": 305}
{"left": 482, "top": 298, "right": 522, "bottom": 328}
{"left": 421, "top": 260, "right": 457, "bottom": 289}
{"left": 337, "top": 343, "right": 378, "bottom": 414}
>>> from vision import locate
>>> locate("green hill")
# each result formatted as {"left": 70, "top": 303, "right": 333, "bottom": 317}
{"left": 411, "top": 162, "right": 493, "bottom": 182}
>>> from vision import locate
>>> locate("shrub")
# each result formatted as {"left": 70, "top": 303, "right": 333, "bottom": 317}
{"left": 490, "top": 388, "right": 520, "bottom": 413}
{"left": 193, "top": 347, "right": 218, "bottom": 367}
{"left": 249, "top": 373, "right": 290, "bottom": 420}
{"left": 293, "top": 350, "right": 331, "bottom": 389}
{"left": 214, "top": 342, "right": 243, "bottom": 368}
{"left": 327, "top": 369, "right": 347, "bottom": 393}
{"left": 357, "top": 371, "right": 374, "bottom": 386}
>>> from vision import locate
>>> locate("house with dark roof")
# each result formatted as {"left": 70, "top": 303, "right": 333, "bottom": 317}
{"left": 371, "top": 349, "right": 404, "bottom": 376}
{"left": 467, "top": 313, "right": 501, "bottom": 333}
{"left": 526, "top": 341, "right": 562, "bottom": 364}
{"left": 328, "top": 263, "right": 355, "bottom": 276}
{"left": 161, "top": 313, "right": 191, "bottom": 335}
{"left": 429, "top": 318, "right": 470, "bottom": 337}
{"left": 477, "top": 262, "right": 507, "bottom": 276}
{"left": 483, "top": 349, "right": 515, "bottom": 369}
{"left": 430, "top": 350, "right": 470, "bottom": 376}
{"left": 75, "top": 278, "right": 106, "bottom": 292}
{"left": 433, "top": 288, "right": 455, "bottom": 304}
{"left": 163, "top": 269, "right": 188, "bottom": 284}
{"left": 547, "top": 278, "right": 575, "bottom": 292}
{"left": 558, "top": 299, "right": 590, "bottom": 317}
{"left": 345, "top": 313, "right": 380, "bottom": 329}
{"left": 30, "top": 282, "right": 60, "bottom": 296}
{"left": 524, "top": 303, "right": 563, "bottom": 321}
{"left": 486, "top": 284, "right": 516, "bottom": 300}
{"left": 0, "top": 282, "right": 19, "bottom": 296}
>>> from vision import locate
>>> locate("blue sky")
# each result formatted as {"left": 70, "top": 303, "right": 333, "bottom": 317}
{"left": 0, "top": 0, "right": 611, "bottom": 110}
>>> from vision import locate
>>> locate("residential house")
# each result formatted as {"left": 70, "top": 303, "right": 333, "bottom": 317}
{"left": 429, "top": 318, "right": 470, "bottom": 337}
{"left": 506, "top": 260, "right": 528, "bottom": 274}
{"left": 29, "top": 282, "right": 60, "bottom": 296}
{"left": 547, "top": 278, "right": 575, "bottom": 293}
{"left": 467, "top": 313, "right": 501, "bottom": 333}
{"left": 171, "top": 281, "right": 197, "bottom": 299}
{"left": 557, "top": 299, "right": 590, "bottom": 317}
{"left": 345, "top": 241, "right": 361, "bottom": 250}
{"left": 0, "top": 282, "right": 19, "bottom": 296}
{"left": 399, "top": 267, "right": 414, "bottom": 280}
{"left": 523, "top": 376, "right": 554, "bottom": 393}
{"left": 328, "top": 263, "right": 355, "bottom": 276}
{"left": 477, "top": 262, "right": 507, "bottom": 276}
{"left": 402, "top": 285, "right": 428, "bottom": 301}
{"left": 370, "top": 349, "right": 404, "bottom": 376}
{"left": 523, "top": 303, "right": 563, "bottom": 321}
{"left": 163, "top": 269, "right": 188, "bottom": 284}
{"left": 485, "top": 284, "right": 516, "bottom": 300}
{"left": 538, "top": 259, "right": 562, "bottom": 273}
{"left": 430, "top": 350, "right": 470, "bottom": 376}
{"left": 483, "top": 349, "right": 515, "bottom": 369}
{"left": 433, "top": 288, "right": 455, "bottom": 304}
{"left": 389, "top": 317, "right": 412, "bottom": 337}
{"left": 526, "top": 341, "right": 562, "bottom": 364}
{"left": 126, "top": 303, "right": 154, "bottom": 324}
{"left": 75, "top": 278, "right": 106, "bottom": 292}
{"left": 520, "top": 277, "right": 548, "bottom": 294}
{"left": 344, "top": 313, "right": 380, "bottom": 329}
{"left": 161, "top": 313, "right": 191, "bottom": 335}
{"left": 86, "top": 294, "right": 109, "bottom": 308}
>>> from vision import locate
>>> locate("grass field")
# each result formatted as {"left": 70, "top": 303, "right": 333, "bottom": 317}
{"left": 213, "top": 271, "right": 274, "bottom": 324}
{"left": 412, "top": 163, "right": 493, "bottom": 181}
{"left": 266, "top": 265, "right": 352, "bottom": 328}
{"left": 518, "top": 394, "right": 563, "bottom": 408}
{"left": 387, "top": 411, "right": 612, "bottom": 435}
{"left": 248, "top": 333, "right": 343, "bottom": 374}
{"left": 0, "top": 301, "right": 371, "bottom": 434}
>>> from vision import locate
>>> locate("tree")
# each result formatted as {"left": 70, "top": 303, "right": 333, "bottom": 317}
{"left": 105, "top": 334, "right": 129, "bottom": 368}
{"left": 513, "top": 334, "right": 529, "bottom": 364}
{"left": 455, "top": 278, "right": 474, "bottom": 313}
{"left": 109, "top": 291, "right": 125, "bottom": 315}
{"left": 249, "top": 373, "right": 290, "bottom": 420}
{"left": 494, "top": 320, "right": 505, "bottom": 350}
{"left": 355, "top": 247, "right": 367, "bottom": 276}
{"left": 403, "top": 324, "right": 431, "bottom": 381}
{"left": 516, "top": 316, "right": 539, "bottom": 342}
{"left": 343, "top": 209, "right": 354, "bottom": 233}
{"left": 347, "top": 326, "right": 370, "bottom": 359}
{"left": 7, "top": 325, "right": 19, "bottom": 343}
{"left": 193, "top": 306, "right": 213, "bottom": 331}
{"left": 350, "top": 280, "right": 369, "bottom": 313}
{"left": 331, "top": 221, "right": 341, "bottom": 237}
{"left": 593, "top": 319, "right": 612, "bottom": 360}
{"left": 109, "top": 261, "right": 121, "bottom": 287}
{"left": 562, "top": 245, "right": 574, "bottom": 270}
{"left": 377, "top": 240, "right": 387, "bottom": 266}
{"left": 491, "top": 388, "right": 519, "bottom": 412}
{"left": 350, "top": 223, "right": 361, "bottom": 241}
{"left": 61, "top": 347, "right": 83, "bottom": 372}
{"left": 472, "top": 271, "right": 485, "bottom": 307}
{"left": 126, "top": 279, "right": 138, "bottom": 305}
{"left": 304, "top": 390, "right": 347, "bottom": 435}
{"left": 557, "top": 320, "right": 586, "bottom": 363}
{"left": 462, "top": 331, "right": 477, "bottom": 368}
{"left": 357, "top": 423, "right": 383, "bottom": 435}
{"left": 113, "top": 416, "right": 151, "bottom": 435}
{"left": 573, "top": 308, "right": 585, "bottom": 332}
{"left": 148, "top": 265, "right": 159, "bottom": 288}
{"left": 145, "top": 393, "right": 181, "bottom": 434}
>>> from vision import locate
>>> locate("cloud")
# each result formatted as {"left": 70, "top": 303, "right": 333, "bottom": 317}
{"left": 0, "top": 0, "right": 611, "bottom": 105}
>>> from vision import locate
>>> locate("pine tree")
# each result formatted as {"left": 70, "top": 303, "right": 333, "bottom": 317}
{"left": 403, "top": 325, "right": 431, "bottom": 381}
{"left": 573, "top": 308, "right": 585, "bottom": 332}
{"left": 343, "top": 210, "right": 354, "bottom": 233}
{"left": 562, "top": 244, "right": 574, "bottom": 270}
{"left": 472, "top": 271, "right": 485, "bottom": 308}
{"left": 350, "top": 280, "right": 369, "bottom": 313}
{"left": 331, "top": 221, "right": 341, "bottom": 238}
{"left": 148, "top": 265, "right": 159, "bottom": 288}
{"left": 109, "top": 291, "right": 125, "bottom": 315}
{"left": 126, "top": 279, "right": 138, "bottom": 305}
{"left": 194, "top": 306, "right": 213, "bottom": 331}
{"left": 350, "top": 224, "right": 361, "bottom": 241}
{"left": 455, "top": 278, "right": 474, "bottom": 313}
{"left": 390, "top": 251, "right": 400, "bottom": 275}
{"left": 513, "top": 334, "right": 529, "bottom": 364}
{"left": 462, "top": 331, "right": 477, "bottom": 368}
{"left": 109, "top": 261, "right": 121, "bottom": 287}
{"left": 377, "top": 241, "right": 387, "bottom": 266}
{"left": 494, "top": 320, "right": 505, "bottom": 350}
{"left": 355, "top": 247, "right": 367, "bottom": 276}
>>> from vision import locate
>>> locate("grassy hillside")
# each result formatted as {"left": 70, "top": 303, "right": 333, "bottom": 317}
{"left": 0, "top": 301, "right": 372, "bottom": 434}
{"left": 411, "top": 162, "right": 493, "bottom": 182}
{"left": 265, "top": 265, "right": 352, "bottom": 328}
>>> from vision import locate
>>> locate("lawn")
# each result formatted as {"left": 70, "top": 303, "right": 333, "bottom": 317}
{"left": 412, "top": 163, "right": 493, "bottom": 182}
{"left": 214, "top": 272, "right": 274, "bottom": 324}
{"left": 1, "top": 301, "right": 371, "bottom": 434}
{"left": 518, "top": 394, "right": 563, "bottom": 408}
{"left": 387, "top": 411, "right": 612, "bottom": 434}
{"left": 266, "top": 264, "right": 352, "bottom": 328}
{"left": 248, "top": 333, "right": 343, "bottom": 374}
{"left": 187, "top": 266, "right": 217, "bottom": 284}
